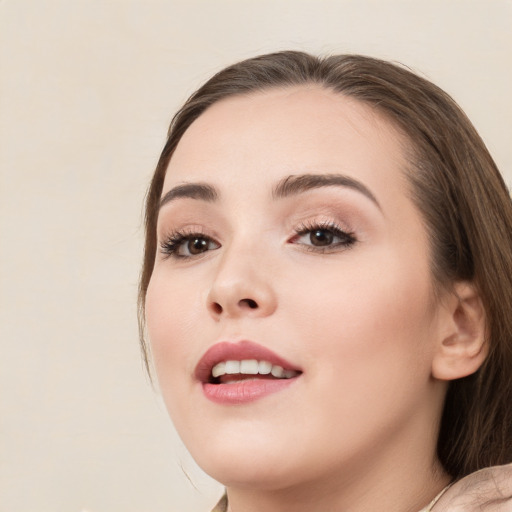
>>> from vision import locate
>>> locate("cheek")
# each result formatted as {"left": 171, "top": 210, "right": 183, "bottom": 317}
{"left": 285, "top": 255, "right": 437, "bottom": 450}
{"left": 287, "top": 249, "right": 436, "bottom": 388}
{"left": 145, "top": 270, "right": 203, "bottom": 382}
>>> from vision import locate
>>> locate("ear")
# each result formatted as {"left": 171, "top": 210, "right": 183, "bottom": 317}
{"left": 432, "top": 282, "right": 488, "bottom": 381}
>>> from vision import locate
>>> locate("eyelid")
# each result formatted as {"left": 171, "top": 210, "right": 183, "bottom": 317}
{"left": 289, "top": 213, "right": 355, "bottom": 237}
{"left": 158, "top": 226, "right": 221, "bottom": 260}
{"left": 288, "top": 219, "right": 357, "bottom": 252}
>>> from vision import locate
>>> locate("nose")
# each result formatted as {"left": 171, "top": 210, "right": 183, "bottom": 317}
{"left": 206, "top": 247, "right": 278, "bottom": 320}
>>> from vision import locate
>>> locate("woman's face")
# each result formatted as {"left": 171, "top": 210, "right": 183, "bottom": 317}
{"left": 146, "top": 87, "right": 448, "bottom": 489}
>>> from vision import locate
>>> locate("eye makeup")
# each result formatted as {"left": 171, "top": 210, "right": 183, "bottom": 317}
{"left": 159, "top": 226, "right": 220, "bottom": 260}
{"left": 289, "top": 219, "right": 357, "bottom": 253}
{"left": 156, "top": 186, "right": 373, "bottom": 262}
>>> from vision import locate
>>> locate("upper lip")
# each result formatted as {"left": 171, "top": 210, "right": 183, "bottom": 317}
{"left": 195, "top": 340, "right": 302, "bottom": 383}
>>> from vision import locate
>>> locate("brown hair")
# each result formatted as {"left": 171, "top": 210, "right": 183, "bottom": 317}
{"left": 139, "top": 51, "right": 512, "bottom": 480}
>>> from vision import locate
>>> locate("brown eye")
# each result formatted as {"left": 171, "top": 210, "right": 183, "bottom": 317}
{"left": 188, "top": 237, "right": 209, "bottom": 255}
{"left": 160, "top": 233, "right": 221, "bottom": 259}
{"left": 291, "top": 223, "right": 356, "bottom": 252}
{"left": 309, "top": 229, "right": 334, "bottom": 246}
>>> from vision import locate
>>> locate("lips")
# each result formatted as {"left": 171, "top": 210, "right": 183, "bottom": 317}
{"left": 195, "top": 340, "right": 302, "bottom": 404}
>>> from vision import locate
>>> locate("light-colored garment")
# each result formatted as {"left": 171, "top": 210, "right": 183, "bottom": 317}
{"left": 211, "top": 463, "right": 512, "bottom": 511}
{"left": 211, "top": 493, "right": 228, "bottom": 512}
{"left": 420, "top": 463, "right": 512, "bottom": 511}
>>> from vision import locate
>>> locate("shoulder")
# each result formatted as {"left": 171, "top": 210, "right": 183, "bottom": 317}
{"left": 432, "top": 463, "right": 512, "bottom": 511}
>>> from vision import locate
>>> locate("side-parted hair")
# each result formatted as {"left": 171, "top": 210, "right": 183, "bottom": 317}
{"left": 138, "top": 51, "right": 512, "bottom": 480}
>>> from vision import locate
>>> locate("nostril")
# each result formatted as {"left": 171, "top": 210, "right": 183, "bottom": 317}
{"left": 211, "top": 302, "right": 223, "bottom": 315}
{"left": 240, "top": 298, "right": 258, "bottom": 309}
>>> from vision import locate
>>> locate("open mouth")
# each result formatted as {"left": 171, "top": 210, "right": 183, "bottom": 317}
{"left": 196, "top": 341, "right": 302, "bottom": 403}
{"left": 209, "top": 359, "right": 301, "bottom": 384}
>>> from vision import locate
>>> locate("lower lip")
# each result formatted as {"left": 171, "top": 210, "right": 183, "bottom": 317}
{"left": 202, "top": 377, "right": 298, "bottom": 404}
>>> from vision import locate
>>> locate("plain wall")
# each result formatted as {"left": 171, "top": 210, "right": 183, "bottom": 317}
{"left": 1, "top": 1, "right": 510, "bottom": 511}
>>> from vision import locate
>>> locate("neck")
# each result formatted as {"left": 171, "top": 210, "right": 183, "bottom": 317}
{"left": 225, "top": 409, "right": 451, "bottom": 512}
{"left": 227, "top": 457, "right": 450, "bottom": 512}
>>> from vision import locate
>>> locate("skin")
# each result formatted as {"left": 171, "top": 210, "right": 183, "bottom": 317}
{"left": 145, "top": 86, "right": 457, "bottom": 511}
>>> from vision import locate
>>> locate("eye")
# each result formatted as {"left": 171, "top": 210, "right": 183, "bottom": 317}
{"left": 160, "top": 231, "right": 221, "bottom": 259}
{"left": 291, "top": 222, "right": 356, "bottom": 251}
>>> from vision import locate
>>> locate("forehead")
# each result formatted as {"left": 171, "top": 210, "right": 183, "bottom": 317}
{"left": 163, "top": 86, "right": 408, "bottom": 195}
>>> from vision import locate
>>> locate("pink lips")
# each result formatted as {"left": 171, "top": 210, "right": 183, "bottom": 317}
{"left": 195, "top": 340, "right": 302, "bottom": 404}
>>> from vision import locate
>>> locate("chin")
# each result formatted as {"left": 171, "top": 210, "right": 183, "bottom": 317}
{"left": 185, "top": 432, "right": 308, "bottom": 491}
{"left": 201, "top": 455, "right": 305, "bottom": 491}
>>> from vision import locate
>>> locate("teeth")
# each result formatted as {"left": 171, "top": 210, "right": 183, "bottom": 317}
{"left": 211, "top": 361, "right": 226, "bottom": 378}
{"left": 240, "top": 359, "right": 259, "bottom": 374}
{"left": 271, "top": 365, "right": 284, "bottom": 378}
{"left": 211, "top": 359, "right": 298, "bottom": 380}
{"left": 258, "top": 361, "right": 272, "bottom": 375}
{"left": 224, "top": 360, "right": 240, "bottom": 374}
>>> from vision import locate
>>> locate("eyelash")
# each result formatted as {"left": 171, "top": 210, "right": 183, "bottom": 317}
{"left": 159, "top": 228, "right": 220, "bottom": 260}
{"left": 291, "top": 220, "right": 357, "bottom": 253}
{"left": 159, "top": 221, "right": 357, "bottom": 260}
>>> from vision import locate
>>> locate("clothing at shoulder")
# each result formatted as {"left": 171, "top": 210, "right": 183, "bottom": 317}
{"left": 211, "top": 493, "right": 227, "bottom": 512}
{"left": 420, "top": 463, "right": 512, "bottom": 512}
{"left": 211, "top": 464, "right": 512, "bottom": 512}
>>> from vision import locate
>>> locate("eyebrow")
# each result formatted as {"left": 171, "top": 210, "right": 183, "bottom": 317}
{"left": 159, "top": 173, "right": 381, "bottom": 210}
{"left": 272, "top": 173, "right": 381, "bottom": 210}
{"left": 159, "top": 182, "right": 219, "bottom": 209}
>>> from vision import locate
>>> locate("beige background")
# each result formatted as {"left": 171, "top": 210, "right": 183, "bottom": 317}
{"left": 1, "top": 1, "right": 511, "bottom": 511}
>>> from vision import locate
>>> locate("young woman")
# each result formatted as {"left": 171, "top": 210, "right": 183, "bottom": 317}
{"left": 138, "top": 52, "right": 512, "bottom": 511}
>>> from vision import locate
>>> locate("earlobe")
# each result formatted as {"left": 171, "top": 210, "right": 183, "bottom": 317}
{"left": 432, "top": 282, "right": 488, "bottom": 381}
